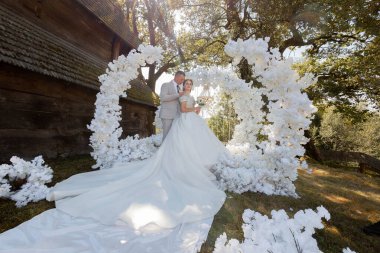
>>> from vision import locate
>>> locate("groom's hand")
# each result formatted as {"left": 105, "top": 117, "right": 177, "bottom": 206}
{"left": 195, "top": 107, "right": 201, "bottom": 114}
{"left": 179, "top": 91, "right": 184, "bottom": 97}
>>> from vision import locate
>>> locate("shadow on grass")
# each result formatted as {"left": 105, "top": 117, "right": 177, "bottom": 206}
{"left": 200, "top": 160, "right": 380, "bottom": 253}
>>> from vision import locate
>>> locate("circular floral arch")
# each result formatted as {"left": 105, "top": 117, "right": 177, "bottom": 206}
{"left": 89, "top": 38, "right": 316, "bottom": 196}
{"left": 87, "top": 45, "right": 163, "bottom": 169}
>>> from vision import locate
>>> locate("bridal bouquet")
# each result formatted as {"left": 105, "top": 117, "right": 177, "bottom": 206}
{"left": 196, "top": 96, "right": 207, "bottom": 107}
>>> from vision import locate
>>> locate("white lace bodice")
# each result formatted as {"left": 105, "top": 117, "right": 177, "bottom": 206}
{"left": 179, "top": 94, "right": 195, "bottom": 109}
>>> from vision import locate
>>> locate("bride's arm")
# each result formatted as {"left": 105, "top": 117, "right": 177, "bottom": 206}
{"left": 180, "top": 101, "right": 196, "bottom": 113}
{"left": 180, "top": 102, "right": 201, "bottom": 113}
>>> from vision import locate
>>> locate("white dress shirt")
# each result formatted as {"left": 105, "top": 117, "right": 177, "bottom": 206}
{"left": 172, "top": 80, "right": 182, "bottom": 93}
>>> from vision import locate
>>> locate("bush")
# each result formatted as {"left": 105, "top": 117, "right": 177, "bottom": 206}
{"left": 311, "top": 106, "right": 380, "bottom": 158}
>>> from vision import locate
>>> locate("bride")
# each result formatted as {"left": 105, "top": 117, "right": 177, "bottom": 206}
{"left": 47, "top": 78, "right": 226, "bottom": 229}
{"left": 0, "top": 78, "right": 227, "bottom": 252}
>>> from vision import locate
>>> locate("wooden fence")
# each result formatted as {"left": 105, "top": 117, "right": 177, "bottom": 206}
{"left": 316, "top": 149, "right": 380, "bottom": 174}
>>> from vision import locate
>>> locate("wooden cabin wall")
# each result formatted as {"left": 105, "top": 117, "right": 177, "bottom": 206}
{"left": 0, "top": 63, "right": 156, "bottom": 163}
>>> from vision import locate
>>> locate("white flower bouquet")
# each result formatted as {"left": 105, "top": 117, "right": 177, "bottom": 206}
{"left": 196, "top": 96, "right": 207, "bottom": 107}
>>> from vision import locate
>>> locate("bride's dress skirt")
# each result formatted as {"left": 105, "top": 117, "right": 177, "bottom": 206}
{"left": 0, "top": 112, "right": 227, "bottom": 252}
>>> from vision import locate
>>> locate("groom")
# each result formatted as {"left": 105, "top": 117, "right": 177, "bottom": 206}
{"left": 159, "top": 70, "right": 185, "bottom": 141}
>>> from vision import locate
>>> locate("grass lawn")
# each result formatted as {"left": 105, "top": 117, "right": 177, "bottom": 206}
{"left": 1, "top": 156, "right": 379, "bottom": 252}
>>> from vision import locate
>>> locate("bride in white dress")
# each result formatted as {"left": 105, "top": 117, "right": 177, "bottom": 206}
{"left": 0, "top": 79, "right": 227, "bottom": 253}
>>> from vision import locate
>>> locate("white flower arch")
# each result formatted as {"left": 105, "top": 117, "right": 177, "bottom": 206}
{"left": 89, "top": 38, "right": 316, "bottom": 196}
{"left": 187, "top": 38, "right": 317, "bottom": 196}
{"left": 87, "top": 45, "right": 163, "bottom": 169}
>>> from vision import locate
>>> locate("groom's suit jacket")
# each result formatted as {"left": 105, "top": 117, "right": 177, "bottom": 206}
{"left": 159, "top": 81, "right": 181, "bottom": 119}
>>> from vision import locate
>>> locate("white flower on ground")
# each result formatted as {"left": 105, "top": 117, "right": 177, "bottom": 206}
{"left": 213, "top": 206, "right": 331, "bottom": 253}
{"left": 0, "top": 156, "right": 53, "bottom": 207}
{"left": 342, "top": 247, "right": 357, "bottom": 253}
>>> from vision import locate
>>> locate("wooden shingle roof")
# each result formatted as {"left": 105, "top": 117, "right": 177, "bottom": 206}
{"left": 76, "top": 0, "right": 140, "bottom": 49}
{"left": 0, "top": 3, "right": 159, "bottom": 107}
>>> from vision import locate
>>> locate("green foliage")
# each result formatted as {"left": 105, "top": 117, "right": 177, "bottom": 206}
{"left": 116, "top": 0, "right": 379, "bottom": 120}
{"left": 117, "top": 0, "right": 231, "bottom": 90}
{"left": 179, "top": 0, "right": 379, "bottom": 117}
{"left": 207, "top": 93, "right": 239, "bottom": 143}
{"left": 311, "top": 106, "right": 380, "bottom": 158}
{"left": 295, "top": 36, "right": 380, "bottom": 120}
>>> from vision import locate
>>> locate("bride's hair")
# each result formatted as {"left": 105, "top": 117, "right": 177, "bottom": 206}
{"left": 183, "top": 79, "right": 193, "bottom": 86}
{"left": 183, "top": 79, "right": 193, "bottom": 92}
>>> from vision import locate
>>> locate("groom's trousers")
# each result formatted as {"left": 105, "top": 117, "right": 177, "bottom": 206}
{"left": 161, "top": 118, "right": 173, "bottom": 141}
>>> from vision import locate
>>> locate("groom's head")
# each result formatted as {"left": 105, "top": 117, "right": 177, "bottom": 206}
{"left": 174, "top": 70, "right": 185, "bottom": 85}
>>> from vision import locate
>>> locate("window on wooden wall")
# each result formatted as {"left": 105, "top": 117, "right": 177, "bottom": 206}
{"left": 111, "top": 36, "right": 133, "bottom": 60}
{"left": 119, "top": 43, "right": 132, "bottom": 56}
{"left": 111, "top": 36, "right": 122, "bottom": 60}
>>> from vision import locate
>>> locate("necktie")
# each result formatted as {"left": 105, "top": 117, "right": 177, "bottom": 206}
{"left": 177, "top": 85, "right": 180, "bottom": 93}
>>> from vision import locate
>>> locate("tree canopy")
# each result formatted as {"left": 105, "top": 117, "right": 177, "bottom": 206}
{"left": 117, "top": 0, "right": 379, "bottom": 118}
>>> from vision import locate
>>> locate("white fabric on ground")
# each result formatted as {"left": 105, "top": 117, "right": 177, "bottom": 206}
{"left": 0, "top": 111, "right": 226, "bottom": 252}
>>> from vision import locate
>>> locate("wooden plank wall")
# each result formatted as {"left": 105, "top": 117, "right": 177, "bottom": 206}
{"left": 0, "top": 63, "right": 155, "bottom": 162}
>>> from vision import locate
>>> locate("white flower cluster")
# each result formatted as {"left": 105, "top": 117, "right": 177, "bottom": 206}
{"left": 205, "top": 38, "right": 316, "bottom": 196}
{"left": 213, "top": 206, "right": 332, "bottom": 253}
{"left": 118, "top": 134, "right": 161, "bottom": 163}
{"left": 90, "top": 38, "right": 315, "bottom": 195}
{"left": 88, "top": 45, "right": 163, "bottom": 169}
{"left": 187, "top": 66, "right": 261, "bottom": 132}
{"left": 212, "top": 146, "right": 298, "bottom": 196}
{"left": 0, "top": 156, "right": 53, "bottom": 207}
{"left": 224, "top": 37, "right": 273, "bottom": 70}
{"left": 153, "top": 106, "right": 163, "bottom": 131}
{"left": 342, "top": 247, "right": 357, "bottom": 253}
{"left": 188, "top": 66, "right": 267, "bottom": 148}
{"left": 229, "top": 87, "right": 265, "bottom": 145}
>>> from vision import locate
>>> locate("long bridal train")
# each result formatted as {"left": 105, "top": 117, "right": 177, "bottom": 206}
{"left": 0, "top": 209, "right": 214, "bottom": 253}
{"left": 0, "top": 111, "right": 227, "bottom": 253}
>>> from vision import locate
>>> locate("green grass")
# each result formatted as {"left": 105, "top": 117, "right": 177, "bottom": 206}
{"left": 201, "top": 159, "right": 380, "bottom": 253}
{"left": 0, "top": 155, "right": 94, "bottom": 233}
{"left": 1, "top": 156, "right": 379, "bottom": 252}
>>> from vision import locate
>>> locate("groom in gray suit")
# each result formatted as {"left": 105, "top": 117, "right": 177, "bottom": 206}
{"left": 159, "top": 70, "right": 185, "bottom": 141}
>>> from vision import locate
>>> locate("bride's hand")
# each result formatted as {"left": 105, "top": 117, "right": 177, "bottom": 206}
{"left": 194, "top": 107, "right": 201, "bottom": 114}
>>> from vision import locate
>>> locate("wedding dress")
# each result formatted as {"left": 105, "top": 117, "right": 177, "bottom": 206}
{"left": 0, "top": 94, "right": 227, "bottom": 253}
